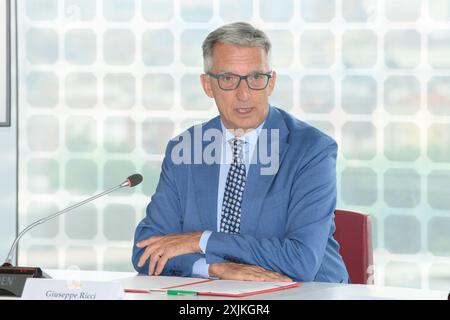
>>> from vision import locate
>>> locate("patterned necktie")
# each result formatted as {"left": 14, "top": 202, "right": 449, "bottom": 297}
{"left": 220, "top": 138, "right": 246, "bottom": 234}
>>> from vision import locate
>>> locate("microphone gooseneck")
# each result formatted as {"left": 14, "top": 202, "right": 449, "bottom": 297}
{"left": 3, "top": 174, "right": 144, "bottom": 266}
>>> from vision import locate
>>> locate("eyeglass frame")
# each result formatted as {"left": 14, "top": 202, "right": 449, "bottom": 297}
{"left": 206, "top": 71, "right": 273, "bottom": 91}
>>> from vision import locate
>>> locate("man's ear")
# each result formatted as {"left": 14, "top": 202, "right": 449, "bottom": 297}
{"left": 267, "top": 70, "right": 277, "bottom": 96}
{"left": 200, "top": 74, "right": 214, "bottom": 98}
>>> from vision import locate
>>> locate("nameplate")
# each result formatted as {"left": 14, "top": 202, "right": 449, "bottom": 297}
{"left": 22, "top": 278, "right": 124, "bottom": 300}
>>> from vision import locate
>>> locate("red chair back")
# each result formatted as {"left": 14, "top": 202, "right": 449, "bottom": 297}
{"left": 333, "top": 210, "right": 374, "bottom": 284}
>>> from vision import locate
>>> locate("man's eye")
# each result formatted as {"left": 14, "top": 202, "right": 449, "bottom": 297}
{"left": 221, "top": 75, "right": 235, "bottom": 82}
{"left": 250, "top": 74, "right": 262, "bottom": 80}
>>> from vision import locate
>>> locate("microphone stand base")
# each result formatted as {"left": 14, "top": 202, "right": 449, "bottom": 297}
{"left": 0, "top": 265, "right": 51, "bottom": 297}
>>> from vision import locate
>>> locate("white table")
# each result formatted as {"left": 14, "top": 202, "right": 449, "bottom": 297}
{"left": 41, "top": 269, "right": 448, "bottom": 300}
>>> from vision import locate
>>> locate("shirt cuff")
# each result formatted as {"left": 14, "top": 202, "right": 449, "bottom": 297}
{"left": 192, "top": 258, "right": 210, "bottom": 278}
{"left": 199, "top": 230, "right": 213, "bottom": 254}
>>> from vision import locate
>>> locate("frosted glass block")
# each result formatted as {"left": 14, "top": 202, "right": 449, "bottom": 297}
{"left": 142, "top": 0, "right": 173, "bottom": 21}
{"left": 65, "top": 29, "right": 96, "bottom": 65}
{"left": 428, "top": 77, "right": 450, "bottom": 116}
{"left": 65, "top": 159, "right": 98, "bottom": 195}
{"left": 103, "top": 0, "right": 135, "bottom": 21}
{"left": 342, "top": 30, "right": 377, "bottom": 68}
{"left": 269, "top": 75, "right": 293, "bottom": 110}
{"left": 103, "top": 29, "right": 135, "bottom": 65}
{"left": 301, "top": 0, "right": 335, "bottom": 22}
{"left": 103, "top": 204, "right": 136, "bottom": 241}
{"left": 429, "top": 263, "right": 450, "bottom": 291}
{"left": 300, "top": 30, "right": 335, "bottom": 68}
{"left": 260, "top": 0, "right": 293, "bottom": 22}
{"left": 104, "top": 73, "right": 135, "bottom": 109}
{"left": 26, "top": 0, "right": 58, "bottom": 20}
{"left": 26, "top": 115, "right": 59, "bottom": 151}
{"left": 385, "top": 215, "right": 421, "bottom": 254}
{"left": 428, "top": 0, "right": 450, "bottom": 21}
{"left": 103, "top": 160, "right": 136, "bottom": 196}
{"left": 342, "top": 0, "right": 377, "bottom": 22}
{"left": 300, "top": 76, "right": 334, "bottom": 113}
{"left": 65, "top": 73, "right": 97, "bottom": 108}
{"left": 180, "top": 0, "right": 212, "bottom": 22}
{"left": 26, "top": 29, "right": 58, "bottom": 64}
{"left": 65, "top": 246, "right": 97, "bottom": 270}
{"left": 27, "top": 158, "right": 59, "bottom": 194}
{"left": 26, "top": 246, "right": 58, "bottom": 269}
{"left": 220, "top": 0, "right": 253, "bottom": 22}
{"left": 104, "top": 117, "right": 136, "bottom": 153}
{"left": 428, "top": 124, "right": 450, "bottom": 162}
{"left": 342, "top": 76, "right": 376, "bottom": 114}
{"left": 103, "top": 247, "right": 134, "bottom": 272}
{"left": 341, "top": 167, "right": 377, "bottom": 205}
{"left": 428, "top": 217, "right": 450, "bottom": 256}
{"left": 142, "top": 30, "right": 174, "bottom": 66}
{"left": 180, "top": 29, "right": 209, "bottom": 67}
{"left": 65, "top": 116, "right": 97, "bottom": 152}
{"left": 64, "top": 0, "right": 96, "bottom": 21}
{"left": 26, "top": 72, "right": 59, "bottom": 108}
{"left": 342, "top": 122, "right": 376, "bottom": 160}
{"left": 307, "top": 121, "right": 335, "bottom": 139}
{"left": 428, "top": 30, "right": 450, "bottom": 68}
{"left": 385, "top": 262, "right": 421, "bottom": 288}
{"left": 427, "top": 170, "right": 450, "bottom": 210}
{"left": 266, "top": 30, "right": 293, "bottom": 67}
{"left": 65, "top": 203, "right": 97, "bottom": 239}
{"left": 384, "top": 123, "right": 420, "bottom": 161}
{"left": 384, "top": 76, "right": 420, "bottom": 115}
{"left": 385, "top": 30, "right": 421, "bottom": 69}
{"left": 27, "top": 202, "right": 59, "bottom": 238}
{"left": 384, "top": 169, "right": 421, "bottom": 208}
{"left": 142, "top": 160, "right": 162, "bottom": 196}
{"left": 142, "top": 74, "right": 174, "bottom": 110}
{"left": 142, "top": 119, "right": 175, "bottom": 155}
{"left": 181, "top": 74, "right": 213, "bottom": 110}
{"left": 180, "top": 118, "right": 209, "bottom": 130}
{"left": 385, "top": 0, "right": 420, "bottom": 22}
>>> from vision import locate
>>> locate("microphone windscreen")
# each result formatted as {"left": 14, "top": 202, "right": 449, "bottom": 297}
{"left": 127, "top": 174, "right": 143, "bottom": 187}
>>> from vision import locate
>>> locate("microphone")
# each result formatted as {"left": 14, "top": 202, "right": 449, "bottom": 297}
{"left": 0, "top": 173, "right": 143, "bottom": 297}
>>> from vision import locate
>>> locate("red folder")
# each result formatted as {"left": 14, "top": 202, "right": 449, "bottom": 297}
{"left": 162, "top": 279, "right": 302, "bottom": 297}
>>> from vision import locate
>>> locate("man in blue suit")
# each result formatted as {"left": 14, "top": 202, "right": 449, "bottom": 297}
{"left": 132, "top": 22, "right": 349, "bottom": 283}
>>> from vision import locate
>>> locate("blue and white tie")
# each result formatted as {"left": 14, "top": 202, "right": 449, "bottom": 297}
{"left": 220, "top": 138, "right": 246, "bottom": 234}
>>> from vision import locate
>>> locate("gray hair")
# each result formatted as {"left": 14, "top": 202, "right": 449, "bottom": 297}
{"left": 202, "top": 22, "right": 272, "bottom": 73}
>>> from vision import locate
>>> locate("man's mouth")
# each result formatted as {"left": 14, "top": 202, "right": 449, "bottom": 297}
{"left": 235, "top": 107, "right": 253, "bottom": 115}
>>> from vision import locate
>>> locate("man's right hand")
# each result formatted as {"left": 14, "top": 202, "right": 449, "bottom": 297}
{"left": 208, "top": 262, "right": 293, "bottom": 282}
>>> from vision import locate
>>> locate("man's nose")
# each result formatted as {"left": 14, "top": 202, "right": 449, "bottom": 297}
{"left": 236, "top": 78, "right": 250, "bottom": 101}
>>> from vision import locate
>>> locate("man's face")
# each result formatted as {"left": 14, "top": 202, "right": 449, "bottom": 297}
{"left": 201, "top": 43, "right": 276, "bottom": 131}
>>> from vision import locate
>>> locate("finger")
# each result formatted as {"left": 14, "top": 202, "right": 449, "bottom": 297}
{"left": 154, "top": 254, "right": 170, "bottom": 276}
{"left": 137, "top": 236, "right": 162, "bottom": 248}
{"left": 265, "top": 271, "right": 292, "bottom": 282}
{"left": 248, "top": 267, "right": 287, "bottom": 282}
{"left": 137, "top": 246, "right": 153, "bottom": 268}
{"left": 280, "top": 275, "right": 293, "bottom": 282}
{"left": 148, "top": 250, "right": 164, "bottom": 275}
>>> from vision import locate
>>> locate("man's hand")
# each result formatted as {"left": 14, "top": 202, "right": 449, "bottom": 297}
{"left": 136, "top": 232, "right": 203, "bottom": 275}
{"left": 209, "top": 262, "right": 293, "bottom": 282}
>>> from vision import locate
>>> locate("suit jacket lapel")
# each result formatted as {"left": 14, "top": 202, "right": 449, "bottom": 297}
{"left": 240, "top": 107, "right": 290, "bottom": 235}
{"left": 192, "top": 117, "right": 221, "bottom": 231}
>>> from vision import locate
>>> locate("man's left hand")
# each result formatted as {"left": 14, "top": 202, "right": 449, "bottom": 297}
{"left": 136, "top": 232, "right": 203, "bottom": 275}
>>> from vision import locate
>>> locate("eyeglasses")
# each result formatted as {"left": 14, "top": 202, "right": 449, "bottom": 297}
{"left": 207, "top": 71, "right": 272, "bottom": 91}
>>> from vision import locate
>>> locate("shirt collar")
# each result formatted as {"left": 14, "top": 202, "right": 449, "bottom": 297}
{"left": 220, "top": 120, "right": 265, "bottom": 147}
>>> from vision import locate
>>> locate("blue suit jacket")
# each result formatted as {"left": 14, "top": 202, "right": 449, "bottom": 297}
{"left": 133, "top": 106, "right": 349, "bottom": 283}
